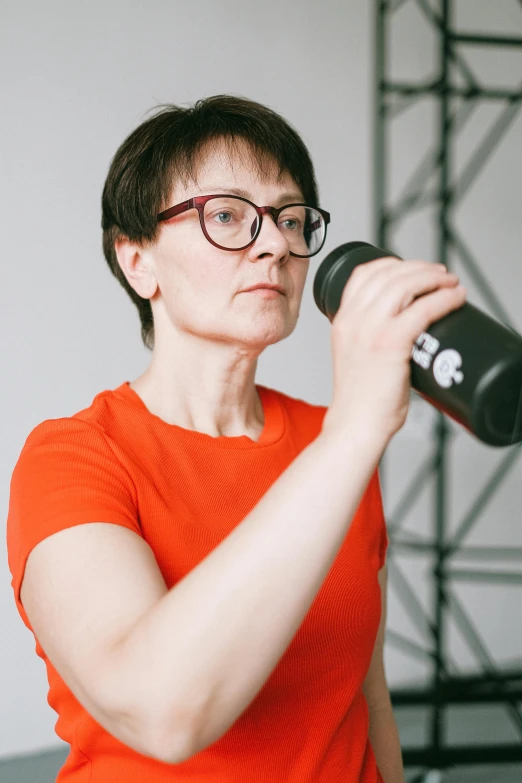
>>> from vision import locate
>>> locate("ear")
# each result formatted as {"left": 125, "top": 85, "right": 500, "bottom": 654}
{"left": 114, "top": 236, "right": 158, "bottom": 300}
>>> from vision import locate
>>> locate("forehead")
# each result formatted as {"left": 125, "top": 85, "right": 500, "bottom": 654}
{"left": 171, "top": 137, "right": 302, "bottom": 201}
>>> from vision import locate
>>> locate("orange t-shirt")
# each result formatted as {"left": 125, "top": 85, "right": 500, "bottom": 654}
{"left": 7, "top": 381, "right": 387, "bottom": 783}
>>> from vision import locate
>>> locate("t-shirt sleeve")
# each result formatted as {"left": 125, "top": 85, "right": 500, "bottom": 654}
{"left": 6, "top": 417, "right": 141, "bottom": 629}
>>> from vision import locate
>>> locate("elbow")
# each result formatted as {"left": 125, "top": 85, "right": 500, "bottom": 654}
{"left": 147, "top": 695, "right": 231, "bottom": 764}
{"left": 142, "top": 695, "right": 215, "bottom": 764}
{"left": 92, "top": 703, "right": 195, "bottom": 765}
{"left": 90, "top": 681, "right": 197, "bottom": 764}
{"left": 90, "top": 638, "right": 207, "bottom": 763}
{"left": 148, "top": 732, "right": 195, "bottom": 766}
{"left": 143, "top": 710, "right": 199, "bottom": 765}
{"left": 118, "top": 675, "right": 228, "bottom": 764}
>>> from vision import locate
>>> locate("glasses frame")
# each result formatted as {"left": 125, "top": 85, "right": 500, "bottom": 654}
{"left": 157, "top": 194, "right": 331, "bottom": 258}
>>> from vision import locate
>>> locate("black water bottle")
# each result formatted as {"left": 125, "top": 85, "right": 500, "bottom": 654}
{"left": 313, "top": 242, "right": 522, "bottom": 447}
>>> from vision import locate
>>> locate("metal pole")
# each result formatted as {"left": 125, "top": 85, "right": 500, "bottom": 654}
{"left": 374, "top": 0, "right": 387, "bottom": 251}
{"left": 374, "top": 0, "right": 389, "bottom": 492}
{"left": 430, "top": 0, "right": 452, "bottom": 756}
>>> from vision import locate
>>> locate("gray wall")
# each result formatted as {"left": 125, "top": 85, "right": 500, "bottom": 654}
{"left": 2, "top": 0, "right": 521, "bottom": 761}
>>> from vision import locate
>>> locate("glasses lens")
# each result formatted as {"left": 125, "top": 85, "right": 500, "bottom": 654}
{"left": 203, "top": 197, "right": 259, "bottom": 249}
{"left": 202, "top": 197, "right": 326, "bottom": 256}
{"left": 277, "top": 206, "right": 325, "bottom": 257}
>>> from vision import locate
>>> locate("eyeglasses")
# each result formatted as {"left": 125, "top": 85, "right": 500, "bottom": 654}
{"left": 157, "top": 194, "right": 331, "bottom": 258}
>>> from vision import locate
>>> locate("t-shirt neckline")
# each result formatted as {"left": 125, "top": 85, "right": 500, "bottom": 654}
{"left": 112, "top": 381, "right": 286, "bottom": 449}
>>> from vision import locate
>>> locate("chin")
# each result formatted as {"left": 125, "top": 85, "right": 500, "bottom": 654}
{"left": 241, "top": 321, "right": 295, "bottom": 346}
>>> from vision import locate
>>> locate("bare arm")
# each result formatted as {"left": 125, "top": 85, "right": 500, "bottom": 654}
{"left": 21, "top": 421, "right": 386, "bottom": 764}
{"left": 100, "top": 424, "right": 387, "bottom": 762}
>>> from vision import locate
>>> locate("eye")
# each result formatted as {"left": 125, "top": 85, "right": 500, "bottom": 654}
{"left": 215, "top": 211, "right": 233, "bottom": 224}
{"left": 279, "top": 217, "right": 301, "bottom": 231}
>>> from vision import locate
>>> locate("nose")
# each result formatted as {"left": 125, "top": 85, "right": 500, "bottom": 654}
{"left": 248, "top": 211, "right": 290, "bottom": 263}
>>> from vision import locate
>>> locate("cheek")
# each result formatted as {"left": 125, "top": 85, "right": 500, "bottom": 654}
{"left": 155, "top": 251, "right": 238, "bottom": 328}
{"left": 156, "top": 234, "right": 229, "bottom": 297}
{"left": 291, "top": 262, "right": 309, "bottom": 299}
{"left": 165, "top": 271, "right": 228, "bottom": 316}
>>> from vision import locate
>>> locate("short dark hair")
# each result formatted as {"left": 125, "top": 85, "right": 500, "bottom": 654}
{"left": 101, "top": 94, "right": 320, "bottom": 350}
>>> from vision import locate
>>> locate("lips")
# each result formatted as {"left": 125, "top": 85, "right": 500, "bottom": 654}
{"left": 242, "top": 284, "right": 284, "bottom": 293}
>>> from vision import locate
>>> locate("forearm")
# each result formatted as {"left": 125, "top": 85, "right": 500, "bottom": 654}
{"left": 369, "top": 705, "right": 405, "bottom": 783}
{"left": 108, "top": 423, "right": 387, "bottom": 762}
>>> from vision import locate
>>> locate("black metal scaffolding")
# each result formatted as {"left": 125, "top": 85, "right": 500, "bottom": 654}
{"left": 374, "top": 0, "right": 522, "bottom": 778}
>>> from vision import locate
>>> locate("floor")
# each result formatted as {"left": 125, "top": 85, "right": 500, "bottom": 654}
{"left": 1, "top": 705, "right": 521, "bottom": 782}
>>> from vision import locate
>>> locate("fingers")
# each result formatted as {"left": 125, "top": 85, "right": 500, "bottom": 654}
{"left": 375, "top": 266, "right": 460, "bottom": 318}
{"left": 337, "top": 258, "right": 456, "bottom": 320}
{"left": 332, "top": 256, "right": 467, "bottom": 359}
{"left": 394, "top": 282, "right": 467, "bottom": 345}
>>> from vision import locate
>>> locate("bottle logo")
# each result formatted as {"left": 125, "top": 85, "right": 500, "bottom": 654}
{"left": 412, "top": 331, "right": 440, "bottom": 370}
{"left": 433, "top": 349, "right": 464, "bottom": 389}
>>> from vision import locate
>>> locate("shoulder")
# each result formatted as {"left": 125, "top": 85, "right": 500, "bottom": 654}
{"left": 7, "top": 396, "right": 141, "bottom": 625}
{"left": 15, "top": 384, "right": 129, "bottom": 467}
{"left": 9, "top": 389, "right": 139, "bottom": 526}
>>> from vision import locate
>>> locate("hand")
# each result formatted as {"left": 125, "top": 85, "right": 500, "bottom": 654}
{"left": 321, "top": 257, "right": 467, "bottom": 445}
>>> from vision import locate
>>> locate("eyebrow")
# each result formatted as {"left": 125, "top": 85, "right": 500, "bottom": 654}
{"left": 195, "top": 186, "right": 305, "bottom": 205}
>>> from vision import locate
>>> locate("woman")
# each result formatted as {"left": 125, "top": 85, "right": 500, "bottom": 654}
{"left": 7, "top": 95, "right": 465, "bottom": 782}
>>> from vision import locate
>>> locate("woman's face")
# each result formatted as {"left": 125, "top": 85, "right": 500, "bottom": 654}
{"left": 143, "top": 140, "right": 311, "bottom": 353}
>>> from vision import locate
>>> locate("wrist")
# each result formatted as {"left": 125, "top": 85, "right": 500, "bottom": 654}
{"left": 320, "top": 412, "right": 389, "bottom": 459}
